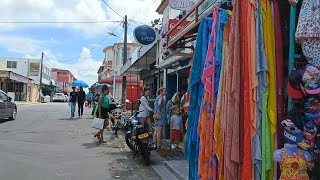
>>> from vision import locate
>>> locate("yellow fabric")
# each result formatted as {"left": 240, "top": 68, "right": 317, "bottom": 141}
{"left": 214, "top": 16, "right": 230, "bottom": 180}
{"left": 279, "top": 150, "right": 309, "bottom": 180}
{"left": 261, "top": 0, "right": 276, "bottom": 179}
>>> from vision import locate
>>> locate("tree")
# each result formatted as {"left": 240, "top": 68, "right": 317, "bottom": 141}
{"left": 151, "top": 18, "right": 161, "bottom": 31}
{"left": 89, "top": 83, "right": 97, "bottom": 93}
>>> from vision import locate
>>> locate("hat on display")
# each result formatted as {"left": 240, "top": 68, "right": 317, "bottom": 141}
{"left": 304, "top": 96, "right": 320, "bottom": 125}
{"left": 281, "top": 119, "right": 304, "bottom": 144}
{"left": 302, "top": 64, "right": 320, "bottom": 94}
{"left": 287, "top": 68, "right": 304, "bottom": 99}
{"left": 297, "top": 120, "right": 317, "bottom": 150}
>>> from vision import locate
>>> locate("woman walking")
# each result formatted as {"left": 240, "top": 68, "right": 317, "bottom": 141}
{"left": 137, "top": 87, "right": 154, "bottom": 132}
{"left": 153, "top": 87, "right": 166, "bottom": 149}
{"left": 94, "top": 85, "right": 110, "bottom": 143}
{"left": 165, "top": 92, "right": 181, "bottom": 139}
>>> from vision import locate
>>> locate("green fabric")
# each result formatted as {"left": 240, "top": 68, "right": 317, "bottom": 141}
{"left": 102, "top": 95, "right": 109, "bottom": 109}
{"left": 261, "top": 91, "right": 271, "bottom": 180}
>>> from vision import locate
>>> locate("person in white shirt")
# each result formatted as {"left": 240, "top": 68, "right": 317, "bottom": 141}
{"left": 137, "top": 87, "right": 154, "bottom": 132}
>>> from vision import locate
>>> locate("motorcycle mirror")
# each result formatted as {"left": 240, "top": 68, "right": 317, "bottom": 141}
{"left": 125, "top": 99, "right": 130, "bottom": 103}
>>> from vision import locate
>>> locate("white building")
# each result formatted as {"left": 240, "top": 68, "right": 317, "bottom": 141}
{"left": 0, "top": 57, "right": 54, "bottom": 101}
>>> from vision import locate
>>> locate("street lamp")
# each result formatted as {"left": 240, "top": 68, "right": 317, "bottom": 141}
{"left": 108, "top": 32, "right": 123, "bottom": 40}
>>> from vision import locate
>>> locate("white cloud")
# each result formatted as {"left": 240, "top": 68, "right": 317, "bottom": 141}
{"left": 45, "top": 48, "right": 101, "bottom": 87}
{"left": 0, "top": 0, "right": 161, "bottom": 36}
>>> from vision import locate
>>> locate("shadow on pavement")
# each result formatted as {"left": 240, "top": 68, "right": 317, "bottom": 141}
{"left": 82, "top": 141, "right": 101, "bottom": 149}
{"left": 0, "top": 119, "right": 14, "bottom": 124}
{"left": 57, "top": 118, "right": 80, "bottom": 121}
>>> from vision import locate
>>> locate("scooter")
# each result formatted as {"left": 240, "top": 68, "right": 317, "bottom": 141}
{"left": 124, "top": 111, "right": 156, "bottom": 165}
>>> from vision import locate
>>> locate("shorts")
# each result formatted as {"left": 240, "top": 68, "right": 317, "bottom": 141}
{"left": 171, "top": 129, "right": 181, "bottom": 142}
{"left": 96, "top": 107, "right": 109, "bottom": 119}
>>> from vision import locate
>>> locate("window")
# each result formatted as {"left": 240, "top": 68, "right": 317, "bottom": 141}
{"left": 7, "top": 61, "right": 17, "bottom": 68}
{"left": 0, "top": 92, "right": 8, "bottom": 101}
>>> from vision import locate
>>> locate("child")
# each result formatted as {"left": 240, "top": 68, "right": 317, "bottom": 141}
{"left": 170, "top": 105, "right": 183, "bottom": 150}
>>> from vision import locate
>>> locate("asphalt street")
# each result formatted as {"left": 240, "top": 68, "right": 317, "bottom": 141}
{"left": 0, "top": 103, "right": 161, "bottom": 180}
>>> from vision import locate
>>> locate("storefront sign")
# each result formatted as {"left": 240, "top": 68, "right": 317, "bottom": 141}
{"left": 133, "top": 25, "right": 157, "bottom": 46}
{"left": 0, "top": 71, "right": 9, "bottom": 78}
{"left": 169, "top": 0, "right": 196, "bottom": 11}
{"left": 168, "top": 19, "right": 190, "bottom": 38}
{"left": 9, "top": 72, "right": 28, "bottom": 84}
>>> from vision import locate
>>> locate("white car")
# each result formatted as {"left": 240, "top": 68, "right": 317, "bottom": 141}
{"left": 53, "top": 93, "right": 65, "bottom": 102}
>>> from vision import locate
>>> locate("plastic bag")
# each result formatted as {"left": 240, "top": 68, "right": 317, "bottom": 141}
{"left": 92, "top": 117, "right": 104, "bottom": 130}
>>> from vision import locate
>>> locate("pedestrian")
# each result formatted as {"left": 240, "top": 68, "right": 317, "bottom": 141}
{"left": 137, "top": 86, "right": 154, "bottom": 132}
{"left": 94, "top": 85, "right": 110, "bottom": 143}
{"left": 165, "top": 92, "right": 181, "bottom": 139}
{"left": 78, "top": 86, "right": 86, "bottom": 119}
{"left": 87, "top": 91, "right": 94, "bottom": 108}
{"left": 69, "top": 86, "right": 78, "bottom": 119}
{"left": 153, "top": 87, "right": 166, "bottom": 150}
{"left": 170, "top": 105, "right": 183, "bottom": 150}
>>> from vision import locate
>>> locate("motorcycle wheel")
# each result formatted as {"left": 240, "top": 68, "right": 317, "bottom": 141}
{"left": 141, "top": 143, "right": 150, "bottom": 166}
{"left": 125, "top": 134, "right": 134, "bottom": 150}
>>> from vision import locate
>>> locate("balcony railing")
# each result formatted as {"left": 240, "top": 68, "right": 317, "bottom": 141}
{"left": 166, "top": 0, "right": 215, "bottom": 48}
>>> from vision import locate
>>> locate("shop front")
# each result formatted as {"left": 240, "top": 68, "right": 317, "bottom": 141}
{"left": 0, "top": 70, "right": 28, "bottom": 101}
{"left": 162, "top": 0, "right": 320, "bottom": 179}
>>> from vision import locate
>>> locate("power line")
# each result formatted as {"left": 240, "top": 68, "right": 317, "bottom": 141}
{"left": 0, "top": 20, "right": 122, "bottom": 24}
{"left": 57, "top": 23, "right": 122, "bottom": 63}
{"left": 101, "top": 0, "right": 124, "bottom": 18}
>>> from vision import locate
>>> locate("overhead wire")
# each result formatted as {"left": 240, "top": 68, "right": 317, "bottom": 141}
{"left": 101, "top": 0, "right": 124, "bottom": 18}
{"left": 45, "top": 22, "right": 122, "bottom": 63}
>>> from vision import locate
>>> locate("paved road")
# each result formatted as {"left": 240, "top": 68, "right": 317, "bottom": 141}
{"left": 0, "top": 103, "right": 161, "bottom": 180}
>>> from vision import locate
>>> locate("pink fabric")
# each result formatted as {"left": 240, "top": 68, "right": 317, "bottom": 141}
{"left": 223, "top": 0, "right": 241, "bottom": 179}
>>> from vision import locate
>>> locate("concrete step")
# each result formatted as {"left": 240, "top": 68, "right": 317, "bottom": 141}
{"left": 164, "top": 160, "right": 189, "bottom": 180}
{"left": 152, "top": 164, "right": 179, "bottom": 180}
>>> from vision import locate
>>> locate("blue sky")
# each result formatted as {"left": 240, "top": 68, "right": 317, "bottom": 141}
{"left": 0, "top": 0, "right": 160, "bottom": 86}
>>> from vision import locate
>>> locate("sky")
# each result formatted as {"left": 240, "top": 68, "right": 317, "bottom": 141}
{"left": 0, "top": 0, "right": 161, "bottom": 87}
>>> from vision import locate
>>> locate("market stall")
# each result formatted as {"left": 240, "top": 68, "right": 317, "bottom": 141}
{"left": 182, "top": 0, "right": 320, "bottom": 179}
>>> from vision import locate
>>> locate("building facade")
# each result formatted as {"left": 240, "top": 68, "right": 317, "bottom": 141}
{"left": 98, "top": 43, "right": 141, "bottom": 106}
{"left": 52, "top": 68, "right": 76, "bottom": 94}
{"left": 0, "top": 57, "right": 54, "bottom": 102}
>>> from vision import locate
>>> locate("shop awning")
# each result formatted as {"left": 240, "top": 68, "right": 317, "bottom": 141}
{"left": 0, "top": 70, "right": 29, "bottom": 84}
{"left": 120, "top": 42, "right": 158, "bottom": 76}
{"left": 155, "top": 56, "right": 191, "bottom": 69}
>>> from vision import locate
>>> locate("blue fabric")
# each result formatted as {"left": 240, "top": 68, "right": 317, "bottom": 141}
{"left": 154, "top": 95, "right": 166, "bottom": 126}
{"left": 185, "top": 17, "right": 212, "bottom": 180}
{"left": 252, "top": 1, "right": 268, "bottom": 179}
{"left": 214, "top": 9, "right": 228, "bottom": 100}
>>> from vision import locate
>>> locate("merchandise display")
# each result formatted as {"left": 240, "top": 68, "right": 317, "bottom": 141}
{"left": 182, "top": 0, "right": 320, "bottom": 179}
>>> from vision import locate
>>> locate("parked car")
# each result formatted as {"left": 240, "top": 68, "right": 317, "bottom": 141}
{"left": 0, "top": 90, "right": 17, "bottom": 120}
{"left": 53, "top": 93, "right": 65, "bottom": 102}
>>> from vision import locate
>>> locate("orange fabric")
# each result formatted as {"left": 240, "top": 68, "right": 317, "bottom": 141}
{"left": 214, "top": 15, "right": 231, "bottom": 180}
{"left": 240, "top": 0, "right": 253, "bottom": 179}
{"left": 198, "top": 92, "right": 211, "bottom": 180}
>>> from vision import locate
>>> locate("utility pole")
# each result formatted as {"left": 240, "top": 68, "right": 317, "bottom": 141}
{"left": 122, "top": 15, "right": 128, "bottom": 106}
{"left": 39, "top": 52, "right": 44, "bottom": 102}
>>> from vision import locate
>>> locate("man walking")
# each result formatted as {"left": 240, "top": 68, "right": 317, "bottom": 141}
{"left": 78, "top": 86, "right": 86, "bottom": 119}
{"left": 87, "top": 91, "right": 94, "bottom": 108}
{"left": 69, "top": 86, "right": 78, "bottom": 119}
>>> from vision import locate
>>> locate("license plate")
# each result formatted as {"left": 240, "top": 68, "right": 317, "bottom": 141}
{"left": 138, "top": 133, "right": 149, "bottom": 139}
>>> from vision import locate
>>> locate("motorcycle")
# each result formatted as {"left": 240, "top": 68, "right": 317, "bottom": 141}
{"left": 124, "top": 111, "right": 156, "bottom": 165}
{"left": 110, "top": 99, "right": 130, "bottom": 136}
